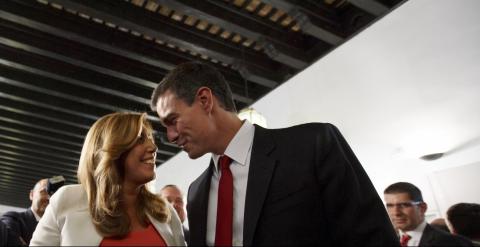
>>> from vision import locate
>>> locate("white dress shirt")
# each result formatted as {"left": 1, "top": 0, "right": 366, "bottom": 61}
{"left": 400, "top": 220, "right": 427, "bottom": 246}
{"left": 206, "top": 121, "right": 255, "bottom": 246}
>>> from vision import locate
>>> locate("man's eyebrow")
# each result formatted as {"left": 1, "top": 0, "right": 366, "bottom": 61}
{"left": 162, "top": 113, "right": 177, "bottom": 125}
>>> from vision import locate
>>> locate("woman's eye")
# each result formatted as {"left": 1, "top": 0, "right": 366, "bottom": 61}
{"left": 137, "top": 133, "right": 146, "bottom": 144}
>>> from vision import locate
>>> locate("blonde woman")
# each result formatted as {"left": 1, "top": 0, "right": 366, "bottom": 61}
{"left": 30, "top": 112, "right": 185, "bottom": 246}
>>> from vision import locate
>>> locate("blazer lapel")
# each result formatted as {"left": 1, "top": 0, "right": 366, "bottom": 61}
{"left": 149, "top": 214, "right": 175, "bottom": 246}
{"left": 25, "top": 208, "right": 38, "bottom": 241}
{"left": 243, "top": 125, "right": 276, "bottom": 246}
{"left": 187, "top": 162, "right": 214, "bottom": 245}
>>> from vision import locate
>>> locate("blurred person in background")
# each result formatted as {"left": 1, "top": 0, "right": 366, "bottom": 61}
{"left": 1, "top": 178, "right": 49, "bottom": 246}
{"left": 30, "top": 112, "right": 185, "bottom": 246}
{"left": 446, "top": 203, "right": 480, "bottom": 246}
{"left": 430, "top": 218, "right": 450, "bottom": 232}
{"left": 159, "top": 184, "right": 189, "bottom": 241}
{"left": 384, "top": 182, "right": 472, "bottom": 246}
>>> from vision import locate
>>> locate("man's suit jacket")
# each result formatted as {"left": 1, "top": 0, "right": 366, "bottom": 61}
{"left": 1, "top": 220, "right": 23, "bottom": 246}
{"left": 1, "top": 207, "right": 37, "bottom": 245}
{"left": 30, "top": 185, "right": 186, "bottom": 246}
{"left": 187, "top": 123, "right": 399, "bottom": 246}
{"left": 419, "top": 224, "right": 472, "bottom": 246}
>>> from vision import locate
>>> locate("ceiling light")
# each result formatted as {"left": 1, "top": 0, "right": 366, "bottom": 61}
{"left": 419, "top": 152, "right": 444, "bottom": 161}
{"left": 238, "top": 107, "right": 267, "bottom": 127}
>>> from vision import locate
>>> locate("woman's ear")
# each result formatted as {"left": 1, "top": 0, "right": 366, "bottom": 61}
{"left": 196, "top": 87, "right": 214, "bottom": 112}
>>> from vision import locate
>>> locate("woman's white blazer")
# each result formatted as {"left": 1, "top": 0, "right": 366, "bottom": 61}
{"left": 30, "top": 185, "right": 185, "bottom": 246}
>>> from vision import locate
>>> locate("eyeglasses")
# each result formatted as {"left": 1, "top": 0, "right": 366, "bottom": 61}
{"left": 386, "top": 201, "right": 423, "bottom": 209}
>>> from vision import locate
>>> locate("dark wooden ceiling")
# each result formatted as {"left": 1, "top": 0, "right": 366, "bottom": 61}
{"left": 0, "top": 0, "right": 404, "bottom": 208}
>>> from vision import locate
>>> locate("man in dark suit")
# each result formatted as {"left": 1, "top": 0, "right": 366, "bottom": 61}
{"left": 1, "top": 178, "right": 49, "bottom": 246}
{"left": 384, "top": 182, "right": 472, "bottom": 246}
{"left": 151, "top": 61, "right": 399, "bottom": 246}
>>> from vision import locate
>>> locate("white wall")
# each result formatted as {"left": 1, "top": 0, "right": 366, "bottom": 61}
{"left": 156, "top": 0, "right": 480, "bottom": 217}
{"left": 0, "top": 204, "right": 25, "bottom": 216}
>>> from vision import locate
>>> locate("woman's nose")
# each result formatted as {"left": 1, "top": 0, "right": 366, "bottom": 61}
{"left": 146, "top": 138, "right": 158, "bottom": 153}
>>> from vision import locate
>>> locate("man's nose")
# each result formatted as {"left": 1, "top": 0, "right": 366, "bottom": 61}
{"left": 391, "top": 206, "right": 403, "bottom": 215}
{"left": 166, "top": 126, "right": 178, "bottom": 144}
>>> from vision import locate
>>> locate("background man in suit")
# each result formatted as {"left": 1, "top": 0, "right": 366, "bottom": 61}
{"left": 446, "top": 203, "right": 480, "bottom": 245}
{"left": 160, "top": 184, "right": 189, "bottom": 241}
{"left": 384, "top": 182, "right": 472, "bottom": 247}
{"left": 1, "top": 178, "right": 49, "bottom": 245}
{"left": 430, "top": 218, "right": 450, "bottom": 232}
{"left": 151, "top": 61, "right": 399, "bottom": 246}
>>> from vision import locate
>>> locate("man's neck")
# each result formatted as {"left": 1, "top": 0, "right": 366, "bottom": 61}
{"left": 30, "top": 207, "right": 42, "bottom": 221}
{"left": 212, "top": 112, "right": 243, "bottom": 154}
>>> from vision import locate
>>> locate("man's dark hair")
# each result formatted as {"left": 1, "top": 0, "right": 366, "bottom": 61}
{"left": 150, "top": 61, "right": 237, "bottom": 112}
{"left": 447, "top": 203, "right": 480, "bottom": 239}
{"left": 384, "top": 182, "right": 424, "bottom": 202}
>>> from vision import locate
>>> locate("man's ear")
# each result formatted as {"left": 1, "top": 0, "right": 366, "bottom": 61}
{"left": 196, "top": 87, "right": 213, "bottom": 112}
{"left": 419, "top": 202, "right": 428, "bottom": 214}
{"left": 29, "top": 190, "right": 34, "bottom": 201}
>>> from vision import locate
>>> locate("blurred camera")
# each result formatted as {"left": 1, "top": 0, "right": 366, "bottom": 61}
{"left": 46, "top": 175, "right": 65, "bottom": 195}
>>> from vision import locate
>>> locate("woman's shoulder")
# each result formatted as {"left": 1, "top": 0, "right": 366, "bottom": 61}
{"left": 50, "top": 184, "right": 88, "bottom": 212}
{"left": 52, "top": 184, "right": 84, "bottom": 198}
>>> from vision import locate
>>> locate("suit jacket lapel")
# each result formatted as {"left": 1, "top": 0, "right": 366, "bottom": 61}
{"left": 188, "top": 162, "right": 214, "bottom": 245}
{"left": 243, "top": 125, "right": 276, "bottom": 246}
{"left": 419, "top": 224, "right": 435, "bottom": 247}
{"left": 25, "top": 209, "right": 37, "bottom": 243}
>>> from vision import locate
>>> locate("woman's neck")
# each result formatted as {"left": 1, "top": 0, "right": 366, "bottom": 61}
{"left": 122, "top": 184, "right": 147, "bottom": 230}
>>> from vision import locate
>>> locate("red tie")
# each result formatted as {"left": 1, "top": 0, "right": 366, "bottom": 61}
{"left": 215, "top": 155, "right": 233, "bottom": 247}
{"left": 400, "top": 234, "right": 411, "bottom": 247}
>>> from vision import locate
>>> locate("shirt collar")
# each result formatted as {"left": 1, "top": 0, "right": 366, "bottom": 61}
{"left": 212, "top": 120, "right": 255, "bottom": 172}
{"left": 31, "top": 207, "right": 41, "bottom": 221}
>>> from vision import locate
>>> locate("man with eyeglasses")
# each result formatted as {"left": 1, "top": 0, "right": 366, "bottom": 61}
{"left": 384, "top": 182, "right": 472, "bottom": 246}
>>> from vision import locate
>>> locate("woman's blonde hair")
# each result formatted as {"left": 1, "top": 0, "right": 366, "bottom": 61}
{"left": 77, "top": 112, "right": 170, "bottom": 237}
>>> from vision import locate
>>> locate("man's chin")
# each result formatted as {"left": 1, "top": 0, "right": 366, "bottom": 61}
{"left": 186, "top": 150, "right": 206, "bottom": 159}
{"left": 396, "top": 224, "right": 413, "bottom": 232}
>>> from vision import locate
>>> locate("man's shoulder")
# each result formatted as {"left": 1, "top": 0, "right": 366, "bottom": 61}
{"left": 49, "top": 184, "right": 87, "bottom": 212}
{"left": 1, "top": 209, "right": 28, "bottom": 221}
{"left": 265, "top": 122, "right": 335, "bottom": 132}
{"left": 259, "top": 122, "right": 337, "bottom": 138}
{"left": 423, "top": 224, "right": 473, "bottom": 246}
{"left": 257, "top": 122, "right": 343, "bottom": 148}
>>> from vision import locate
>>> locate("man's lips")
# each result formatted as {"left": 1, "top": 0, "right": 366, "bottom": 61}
{"left": 177, "top": 141, "right": 187, "bottom": 149}
{"left": 393, "top": 218, "right": 407, "bottom": 224}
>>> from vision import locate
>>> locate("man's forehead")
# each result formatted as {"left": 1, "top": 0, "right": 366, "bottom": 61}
{"left": 385, "top": 192, "right": 411, "bottom": 201}
{"left": 162, "top": 186, "right": 181, "bottom": 194}
{"left": 156, "top": 89, "right": 180, "bottom": 109}
{"left": 34, "top": 179, "right": 48, "bottom": 190}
